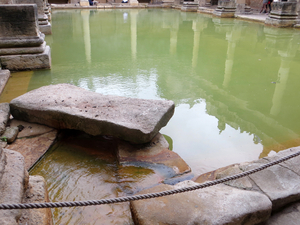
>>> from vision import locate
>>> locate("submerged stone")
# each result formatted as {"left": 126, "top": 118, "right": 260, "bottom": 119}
{"left": 118, "top": 133, "right": 191, "bottom": 178}
{"left": 10, "top": 84, "right": 175, "bottom": 144}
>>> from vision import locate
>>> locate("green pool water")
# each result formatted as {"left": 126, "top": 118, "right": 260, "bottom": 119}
{"left": 3, "top": 8, "right": 300, "bottom": 224}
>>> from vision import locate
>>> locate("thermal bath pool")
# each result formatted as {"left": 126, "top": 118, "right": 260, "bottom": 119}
{"left": 1, "top": 8, "right": 300, "bottom": 224}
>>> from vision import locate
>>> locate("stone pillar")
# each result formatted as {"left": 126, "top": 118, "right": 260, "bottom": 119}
{"left": 235, "top": 0, "right": 252, "bottom": 14}
{"left": 265, "top": 0, "right": 298, "bottom": 27}
{"left": 15, "top": 0, "right": 52, "bottom": 34}
{"left": 213, "top": 0, "right": 237, "bottom": 17}
{"left": 0, "top": 4, "right": 51, "bottom": 71}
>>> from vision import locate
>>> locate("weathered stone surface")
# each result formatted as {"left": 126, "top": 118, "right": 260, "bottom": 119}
{"left": 0, "top": 103, "right": 10, "bottom": 136}
{"left": 265, "top": 201, "right": 300, "bottom": 225}
{"left": 14, "top": 0, "right": 52, "bottom": 35}
{"left": 9, "top": 119, "right": 55, "bottom": 138}
{"left": 264, "top": 147, "right": 300, "bottom": 176}
{"left": 0, "top": 35, "right": 44, "bottom": 48}
{"left": 39, "top": 23, "right": 52, "bottom": 35}
{"left": 241, "top": 159, "right": 300, "bottom": 211}
{"left": 131, "top": 181, "right": 272, "bottom": 225}
{"left": 0, "top": 144, "right": 6, "bottom": 183}
{"left": 0, "top": 149, "right": 28, "bottom": 225}
{"left": 215, "top": 164, "right": 253, "bottom": 190}
{"left": 265, "top": 2, "right": 298, "bottom": 27}
{"left": 0, "top": 42, "right": 46, "bottom": 55}
{"left": 193, "top": 163, "right": 253, "bottom": 190}
{"left": 213, "top": 0, "right": 236, "bottom": 18}
{"left": 0, "top": 45, "right": 51, "bottom": 71}
{"left": 6, "top": 130, "right": 58, "bottom": 170}
{"left": 0, "top": 4, "right": 39, "bottom": 38}
{"left": 1, "top": 127, "right": 19, "bottom": 144}
{"left": 118, "top": 133, "right": 190, "bottom": 176}
{"left": 19, "top": 175, "right": 53, "bottom": 225}
{"left": 10, "top": 84, "right": 175, "bottom": 144}
{"left": 0, "top": 70, "right": 10, "bottom": 95}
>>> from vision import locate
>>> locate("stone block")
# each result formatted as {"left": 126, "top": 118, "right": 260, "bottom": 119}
{"left": 0, "top": 42, "right": 46, "bottom": 55}
{"left": 9, "top": 84, "right": 175, "bottom": 144}
{"left": 265, "top": 1, "right": 298, "bottom": 27}
{"left": 0, "top": 4, "right": 39, "bottom": 38}
{"left": 9, "top": 119, "right": 55, "bottom": 138}
{"left": 131, "top": 181, "right": 272, "bottom": 225}
{"left": 181, "top": 2, "right": 199, "bottom": 12}
{"left": 0, "top": 45, "right": 51, "bottom": 71}
{"left": 1, "top": 127, "right": 19, "bottom": 144}
{"left": 39, "top": 22, "right": 52, "bottom": 35}
{"left": 15, "top": 0, "right": 46, "bottom": 18}
{"left": 213, "top": 0, "right": 236, "bottom": 17}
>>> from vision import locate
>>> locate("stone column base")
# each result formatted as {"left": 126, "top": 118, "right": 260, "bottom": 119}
{"left": 39, "top": 22, "right": 52, "bottom": 35}
{"left": 0, "top": 46, "right": 51, "bottom": 71}
{"left": 213, "top": 0, "right": 236, "bottom": 18}
{"left": 213, "top": 9, "right": 236, "bottom": 17}
{"left": 181, "top": 2, "right": 199, "bottom": 12}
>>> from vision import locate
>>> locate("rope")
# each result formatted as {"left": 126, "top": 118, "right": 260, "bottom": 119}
{"left": 0, "top": 149, "right": 299, "bottom": 210}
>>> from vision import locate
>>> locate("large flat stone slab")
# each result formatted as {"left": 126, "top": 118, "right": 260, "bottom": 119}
{"left": 131, "top": 181, "right": 272, "bottom": 225}
{"left": 10, "top": 84, "right": 175, "bottom": 144}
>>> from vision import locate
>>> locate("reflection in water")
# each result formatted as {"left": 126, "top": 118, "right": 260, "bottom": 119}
{"left": 81, "top": 10, "right": 92, "bottom": 64}
{"left": 130, "top": 10, "right": 138, "bottom": 61}
{"left": 3, "top": 9, "right": 300, "bottom": 192}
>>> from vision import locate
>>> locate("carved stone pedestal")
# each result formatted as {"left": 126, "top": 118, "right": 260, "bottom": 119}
{"left": 181, "top": 1, "right": 199, "bottom": 12}
{"left": 265, "top": 1, "right": 298, "bottom": 28}
{"left": 213, "top": 0, "right": 236, "bottom": 17}
{"left": 0, "top": 4, "right": 51, "bottom": 71}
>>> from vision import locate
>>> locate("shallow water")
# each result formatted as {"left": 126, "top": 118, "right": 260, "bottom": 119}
{"left": 2, "top": 8, "right": 300, "bottom": 224}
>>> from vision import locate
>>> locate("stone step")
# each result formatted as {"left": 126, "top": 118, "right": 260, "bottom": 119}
{"left": 0, "top": 149, "right": 28, "bottom": 225}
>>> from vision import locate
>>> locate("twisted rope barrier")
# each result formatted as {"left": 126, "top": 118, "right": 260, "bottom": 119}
{"left": 1, "top": 149, "right": 300, "bottom": 210}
